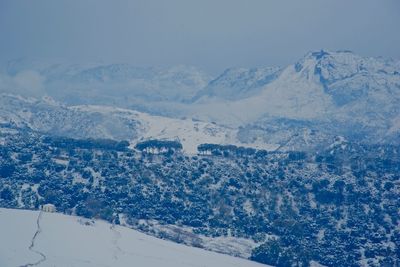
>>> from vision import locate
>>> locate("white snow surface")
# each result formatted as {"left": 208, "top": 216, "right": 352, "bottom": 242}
{"left": 0, "top": 208, "right": 267, "bottom": 267}
{"left": 72, "top": 105, "right": 277, "bottom": 154}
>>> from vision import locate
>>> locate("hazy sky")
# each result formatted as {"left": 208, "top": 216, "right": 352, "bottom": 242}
{"left": 0, "top": 0, "right": 399, "bottom": 73}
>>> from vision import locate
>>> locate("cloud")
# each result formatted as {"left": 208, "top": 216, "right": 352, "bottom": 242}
{"left": 0, "top": 70, "right": 46, "bottom": 97}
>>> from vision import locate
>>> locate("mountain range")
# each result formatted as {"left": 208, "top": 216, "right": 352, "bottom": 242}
{"left": 1, "top": 50, "right": 399, "bottom": 151}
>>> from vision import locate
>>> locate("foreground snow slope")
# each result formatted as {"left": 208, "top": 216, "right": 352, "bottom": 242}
{"left": 0, "top": 208, "right": 267, "bottom": 267}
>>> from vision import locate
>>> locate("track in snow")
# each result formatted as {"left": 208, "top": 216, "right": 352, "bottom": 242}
{"left": 19, "top": 211, "right": 47, "bottom": 267}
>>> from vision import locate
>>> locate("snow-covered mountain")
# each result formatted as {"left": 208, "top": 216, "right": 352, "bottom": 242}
{"left": 190, "top": 50, "right": 400, "bottom": 122}
{"left": 1, "top": 50, "right": 399, "bottom": 150}
{"left": 0, "top": 208, "right": 266, "bottom": 267}
{"left": 188, "top": 50, "right": 400, "bottom": 146}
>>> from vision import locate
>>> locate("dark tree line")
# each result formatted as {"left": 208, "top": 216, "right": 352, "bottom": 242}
{"left": 197, "top": 143, "right": 266, "bottom": 157}
{"left": 135, "top": 139, "right": 183, "bottom": 153}
{"left": 43, "top": 136, "right": 130, "bottom": 151}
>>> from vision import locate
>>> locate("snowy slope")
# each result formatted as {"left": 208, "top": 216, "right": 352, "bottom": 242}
{"left": 0, "top": 94, "right": 278, "bottom": 153}
{"left": 0, "top": 94, "right": 141, "bottom": 141}
{"left": 193, "top": 66, "right": 280, "bottom": 101}
{"left": 72, "top": 105, "right": 278, "bottom": 153}
{"left": 188, "top": 59, "right": 334, "bottom": 124}
{"left": 0, "top": 208, "right": 267, "bottom": 267}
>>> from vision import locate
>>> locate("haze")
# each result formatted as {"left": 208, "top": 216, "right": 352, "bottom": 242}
{"left": 0, "top": 0, "right": 399, "bottom": 73}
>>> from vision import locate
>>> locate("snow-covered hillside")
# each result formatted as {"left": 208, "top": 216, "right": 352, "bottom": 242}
{"left": 0, "top": 94, "right": 278, "bottom": 153}
{"left": 0, "top": 208, "right": 266, "bottom": 267}
{"left": 72, "top": 105, "right": 277, "bottom": 153}
{"left": 0, "top": 94, "right": 141, "bottom": 141}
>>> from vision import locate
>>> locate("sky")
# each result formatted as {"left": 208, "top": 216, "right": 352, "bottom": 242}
{"left": 0, "top": 0, "right": 399, "bottom": 73}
